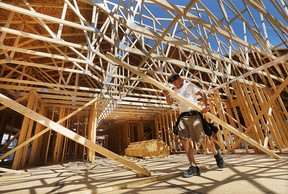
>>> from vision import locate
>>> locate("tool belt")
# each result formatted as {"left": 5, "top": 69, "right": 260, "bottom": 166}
{"left": 173, "top": 110, "right": 218, "bottom": 136}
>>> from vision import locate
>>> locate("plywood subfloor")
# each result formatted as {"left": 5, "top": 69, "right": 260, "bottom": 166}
{"left": 0, "top": 151, "right": 287, "bottom": 194}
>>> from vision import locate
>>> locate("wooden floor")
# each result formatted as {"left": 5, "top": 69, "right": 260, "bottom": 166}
{"left": 0, "top": 150, "right": 287, "bottom": 194}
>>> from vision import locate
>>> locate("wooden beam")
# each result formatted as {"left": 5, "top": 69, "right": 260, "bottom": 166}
{"left": 1, "top": 45, "right": 90, "bottom": 65}
{"left": 0, "top": 95, "right": 27, "bottom": 111}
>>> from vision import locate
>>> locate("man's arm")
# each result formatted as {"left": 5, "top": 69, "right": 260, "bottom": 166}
{"left": 163, "top": 90, "right": 174, "bottom": 105}
{"left": 196, "top": 90, "right": 209, "bottom": 113}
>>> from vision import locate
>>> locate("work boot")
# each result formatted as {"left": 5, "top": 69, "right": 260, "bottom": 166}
{"left": 214, "top": 150, "right": 225, "bottom": 168}
{"left": 182, "top": 165, "right": 201, "bottom": 178}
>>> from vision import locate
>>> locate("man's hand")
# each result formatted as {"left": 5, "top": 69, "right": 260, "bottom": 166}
{"left": 201, "top": 106, "right": 210, "bottom": 113}
{"left": 162, "top": 90, "right": 169, "bottom": 96}
{"left": 163, "top": 90, "right": 174, "bottom": 105}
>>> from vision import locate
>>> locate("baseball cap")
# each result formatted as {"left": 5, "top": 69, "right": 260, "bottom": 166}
{"left": 167, "top": 73, "right": 180, "bottom": 83}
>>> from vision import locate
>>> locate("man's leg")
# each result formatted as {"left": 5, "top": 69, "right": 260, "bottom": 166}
{"left": 178, "top": 116, "right": 201, "bottom": 177}
{"left": 181, "top": 138, "right": 201, "bottom": 177}
{"left": 201, "top": 137, "right": 217, "bottom": 155}
{"left": 201, "top": 138, "right": 225, "bottom": 168}
{"left": 181, "top": 138, "right": 197, "bottom": 166}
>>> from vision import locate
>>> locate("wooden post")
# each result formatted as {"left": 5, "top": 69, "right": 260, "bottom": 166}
{"left": 12, "top": 90, "right": 36, "bottom": 169}
{"left": 138, "top": 121, "right": 144, "bottom": 141}
{"left": 154, "top": 116, "right": 159, "bottom": 139}
{"left": 44, "top": 106, "right": 55, "bottom": 163}
{"left": 173, "top": 109, "right": 182, "bottom": 152}
{"left": 157, "top": 116, "right": 163, "bottom": 140}
{"left": 234, "top": 81, "right": 259, "bottom": 153}
{"left": 20, "top": 91, "right": 39, "bottom": 168}
{"left": 87, "top": 101, "right": 97, "bottom": 163}
{"left": 214, "top": 90, "right": 232, "bottom": 152}
{"left": 61, "top": 111, "right": 70, "bottom": 162}
{"left": 209, "top": 97, "right": 225, "bottom": 151}
{"left": 165, "top": 112, "right": 172, "bottom": 149}
{"left": 125, "top": 122, "right": 130, "bottom": 147}
{"left": 29, "top": 103, "right": 46, "bottom": 165}
{"left": 53, "top": 106, "right": 65, "bottom": 162}
{"left": 74, "top": 115, "right": 80, "bottom": 160}
{"left": 168, "top": 111, "right": 175, "bottom": 152}
{"left": 0, "top": 115, "right": 6, "bottom": 146}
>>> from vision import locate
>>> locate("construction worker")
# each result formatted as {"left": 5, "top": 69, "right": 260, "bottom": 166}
{"left": 163, "top": 73, "right": 224, "bottom": 178}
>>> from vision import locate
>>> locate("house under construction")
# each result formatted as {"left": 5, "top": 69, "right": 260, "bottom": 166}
{"left": 0, "top": 0, "right": 287, "bottom": 193}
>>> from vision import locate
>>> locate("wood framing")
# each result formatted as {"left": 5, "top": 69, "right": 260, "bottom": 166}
{"left": 0, "top": 0, "right": 287, "bottom": 178}
{"left": 0, "top": 93, "right": 151, "bottom": 176}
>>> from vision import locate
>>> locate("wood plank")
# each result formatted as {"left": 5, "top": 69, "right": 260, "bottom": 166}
{"left": 0, "top": 95, "right": 27, "bottom": 111}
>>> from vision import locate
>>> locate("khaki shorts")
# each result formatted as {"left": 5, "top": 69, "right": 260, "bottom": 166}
{"left": 178, "top": 115, "right": 206, "bottom": 142}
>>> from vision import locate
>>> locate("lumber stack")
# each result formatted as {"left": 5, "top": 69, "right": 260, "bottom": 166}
{"left": 125, "top": 139, "right": 170, "bottom": 158}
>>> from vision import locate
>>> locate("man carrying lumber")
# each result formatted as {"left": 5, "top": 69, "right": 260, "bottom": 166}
{"left": 163, "top": 73, "right": 225, "bottom": 178}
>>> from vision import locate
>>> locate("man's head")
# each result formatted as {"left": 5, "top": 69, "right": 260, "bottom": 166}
{"left": 168, "top": 73, "right": 183, "bottom": 89}
{"left": 168, "top": 73, "right": 180, "bottom": 83}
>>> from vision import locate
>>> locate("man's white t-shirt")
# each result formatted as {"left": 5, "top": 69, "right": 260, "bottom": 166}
{"left": 173, "top": 82, "right": 201, "bottom": 113}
